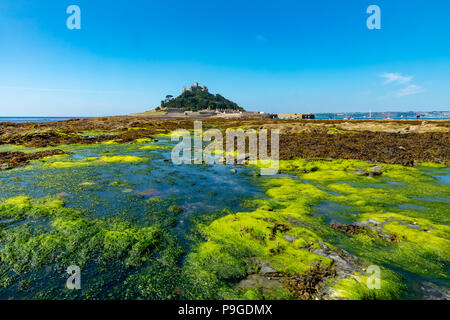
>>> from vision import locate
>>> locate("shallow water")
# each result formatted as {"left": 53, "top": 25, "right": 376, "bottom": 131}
{"left": 0, "top": 138, "right": 263, "bottom": 246}
{"left": 0, "top": 137, "right": 449, "bottom": 299}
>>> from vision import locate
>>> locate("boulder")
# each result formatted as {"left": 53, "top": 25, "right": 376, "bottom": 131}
{"left": 353, "top": 168, "right": 368, "bottom": 176}
{"left": 259, "top": 263, "right": 279, "bottom": 275}
{"left": 284, "top": 235, "right": 298, "bottom": 243}
{"left": 369, "top": 166, "right": 383, "bottom": 176}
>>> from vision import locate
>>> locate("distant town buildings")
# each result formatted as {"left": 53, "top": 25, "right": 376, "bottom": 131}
{"left": 278, "top": 113, "right": 315, "bottom": 120}
{"left": 182, "top": 82, "right": 208, "bottom": 93}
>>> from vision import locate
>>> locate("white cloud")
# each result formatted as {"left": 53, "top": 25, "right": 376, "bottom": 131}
{"left": 397, "top": 84, "right": 424, "bottom": 97}
{"left": 379, "top": 72, "right": 424, "bottom": 97}
{"left": 380, "top": 72, "right": 413, "bottom": 85}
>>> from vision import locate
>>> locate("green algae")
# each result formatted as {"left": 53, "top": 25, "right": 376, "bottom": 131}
{"left": 330, "top": 268, "right": 406, "bottom": 300}
{"left": 43, "top": 155, "right": 147, "bottom": 168}
{"left": 0, "top": 195, "right": 182, "bottom": 298}
{"left": 277, "top": 159, "right": 449, "bottom": 281}
{"left": 183, "top": 177, "right": 337, "bottom": 299}
{"left": 155, "top": 131, "right": 188, "bottom": 138}
{"left": 184, "top": 157, "right": 449, "bottom": 299}
{"left": 168, "top": 205, "right": 184, "bottom": 215}
{"left": 1, "top": 136, "right": 448, "bottom": 300}
{"left": 134, "top": 138, "right": 155, "bottom": 144}
{"left": 326, "top": 183, "right": 412, "bottom": 213}
{"left": 139, "top": 144, "right": 172, "bottom": 151}
{"left": 326, "top": 127, "right": 356, "bottom": 135}
{"left": 0, "top": 196, "right": 159, "bottom": 265}
{"left": 80, "top": 130, "right": 119, "bottom": 137}
{"left": 46, "top": 161, "right": 95, "bottom": 168}
{"left": 417, "top": 162, "right": 447, "bottom": 169}
{"left": 0, "top": 196, "right": 67, "bottom": 220}
{"left": 0, "top": 144, "right": 57, "bottom": 153}
{"left": 102, "top": 139, "right": 121, "bottom": 144}
{"left": 99, "top": 155, "right": 147, "bottom": 163}
{"left": 356, "top": 212, "right": 450, "bottom": 276}
{"left": 0, "top": 139, "right": 242, "bottom": 297}
{"left": 0, "top": 138, "right": 257, "bottom": 299}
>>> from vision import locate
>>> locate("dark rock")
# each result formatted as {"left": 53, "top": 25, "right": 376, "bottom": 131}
{"left": 56, "top": 192, "right": 69, "bottom": 198}
{"left": 259, "top": 263, "right": 279, "bottom": 275}
{"left": 420, "top": 281, "right": 450, "bottom": 300}
{"left": 355, "top": 219, "right": 381, "bottom": 227}
{"left": 310, "top": 243, "right": 362, "bottom": 279}
{"left": 284, "top": 235, "right": 298, "bottom": 243}
{"left": 353, "top": 168, "right": 368, "bottom": 176}
{"left": 369, "top": 166, "right": 383, "bottom": 176}
{"left": 236, "top": 274, "right": 282, "bottom": 292}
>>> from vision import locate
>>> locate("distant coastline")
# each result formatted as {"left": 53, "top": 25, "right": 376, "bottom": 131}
{"left": 2, "top": 111, "right": 449, "bottom": 124}
{"left": 0, "top": 117, "right": 91, "bottom": 123}
{"left": 312, "top": 111, "right": 450, "bottom": 120}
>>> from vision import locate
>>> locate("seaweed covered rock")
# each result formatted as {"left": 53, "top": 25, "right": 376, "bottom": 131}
{"left": 0, "top": 149, "right": 69, "bottom": 170}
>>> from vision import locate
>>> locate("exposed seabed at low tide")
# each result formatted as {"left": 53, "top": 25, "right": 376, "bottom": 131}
{"left": 0, "top": 136, "right": 449, "bottom": 300}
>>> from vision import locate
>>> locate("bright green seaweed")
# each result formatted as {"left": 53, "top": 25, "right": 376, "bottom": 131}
{"left": 0, "top": 136, "right": 448, "bottom": 300}
{"left": 183, "top": 158, "right": 449, "bottom": 299}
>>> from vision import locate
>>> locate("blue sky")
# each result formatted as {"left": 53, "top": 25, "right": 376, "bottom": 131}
{"left": 0, "top": 0, "right": 449, "bottom": 116}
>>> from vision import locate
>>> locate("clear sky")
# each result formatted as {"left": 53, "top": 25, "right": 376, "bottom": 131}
{"left": 1, "top": 0, "right": 449, "bottom": 116}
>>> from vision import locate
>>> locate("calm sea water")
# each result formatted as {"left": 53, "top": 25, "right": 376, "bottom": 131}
{"left": 0, "top": 117, "right": 91, "bottom": 123}
{"left": 1, "top": 116, "right": 447, "bottom": 123}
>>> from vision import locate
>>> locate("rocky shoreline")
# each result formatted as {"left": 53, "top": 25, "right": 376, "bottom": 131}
{"left": 0, "top": 117, "right": 449, "bottom": 300}
{"left": 0, "top": 117, "right": 449, "bottom": 166}
{"left": 0, "top": 150, "right": 69, "bottom": 170}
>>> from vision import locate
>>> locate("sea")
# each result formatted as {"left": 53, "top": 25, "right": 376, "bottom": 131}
{"left": 0, "top": 117, "right": 91, "bottom": 123}
{"left": 1, "top": 115, "right": 448, "bottom": 123}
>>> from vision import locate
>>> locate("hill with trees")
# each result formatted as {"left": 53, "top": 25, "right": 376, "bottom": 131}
{"left": 159, "top": 89, "right": 244, "bottom": 112}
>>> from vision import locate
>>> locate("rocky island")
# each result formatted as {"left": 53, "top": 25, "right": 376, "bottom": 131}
{"left": 131, "top": 83, "right": 274, "bottom": 119}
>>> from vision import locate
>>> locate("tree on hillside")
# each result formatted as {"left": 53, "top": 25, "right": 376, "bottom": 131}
{"left": 161, "top": 90, "right": 244, "bottom": 112}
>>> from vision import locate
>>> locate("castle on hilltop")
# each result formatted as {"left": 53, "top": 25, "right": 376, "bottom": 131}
{"left": 182, "top": 82, "right": 208, "bottom": 93}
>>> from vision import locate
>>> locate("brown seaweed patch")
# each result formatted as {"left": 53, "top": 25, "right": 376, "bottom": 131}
{"left": 330, "top": 224, "right": 366, "bottom": 236}
{"left": 0, "top": 149, "right": 70, "bottom": 170}
{"left": 281, "top": 263, "right": 336, "bottom": 300}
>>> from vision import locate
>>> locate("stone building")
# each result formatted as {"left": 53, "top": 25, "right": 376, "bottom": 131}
{"left": 182, "top": 82, "right": 208, "bottom": 93}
